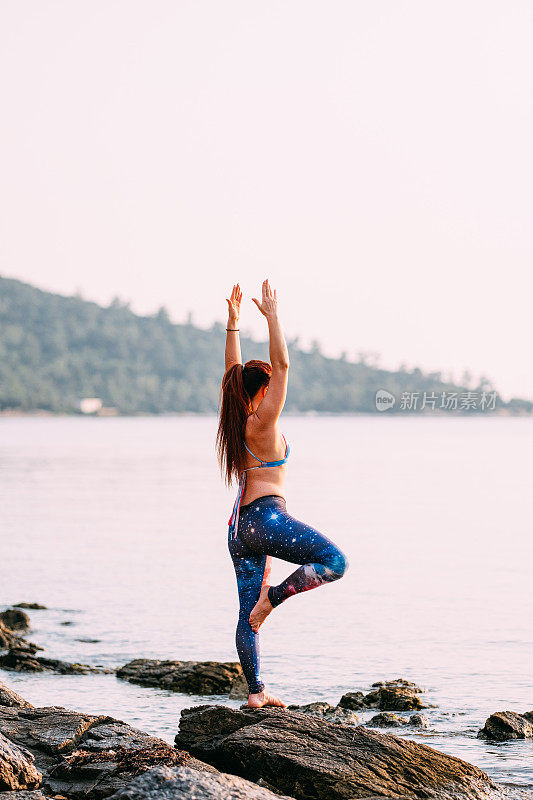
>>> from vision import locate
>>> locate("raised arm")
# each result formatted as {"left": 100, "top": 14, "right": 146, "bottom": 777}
{"left": 251, "top": 279, "right": 290, "bottom": 426}
{"left": 225, "top": 283, "right": 242, "bottom": 371}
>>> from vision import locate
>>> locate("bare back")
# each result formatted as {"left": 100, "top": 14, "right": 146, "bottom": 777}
{"left": 241, "top": 417, "right": 288, "bottom": 504}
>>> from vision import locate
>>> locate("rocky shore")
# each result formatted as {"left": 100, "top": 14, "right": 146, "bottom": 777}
{"left": 1, "top": 681, "right": 505, "bottom": 800}
{"left": 1, "top": 604, "right": 531, "bottom": 798}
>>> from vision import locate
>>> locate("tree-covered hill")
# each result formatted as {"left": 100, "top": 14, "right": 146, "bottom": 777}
{"left": 0, "top": 276, "right": 529, "bottom": 414}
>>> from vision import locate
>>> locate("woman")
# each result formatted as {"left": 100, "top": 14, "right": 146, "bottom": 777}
{"left": 217, "top": 279, "right": 349, "bottom": 708}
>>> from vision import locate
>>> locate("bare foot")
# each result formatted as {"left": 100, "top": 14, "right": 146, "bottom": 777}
{"left": 249, "top": 584, "right": 274, "bottom": 632}
{"left": 248, "top": 690, "right": 287, "bottom": 708}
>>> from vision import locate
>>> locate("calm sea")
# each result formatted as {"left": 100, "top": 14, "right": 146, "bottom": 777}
{"left": 1, "top": 416, "right": 532, "bottom": 795}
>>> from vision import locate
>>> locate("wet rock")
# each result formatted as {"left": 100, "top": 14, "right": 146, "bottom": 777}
{"left": 374, "top": 686, "right": 426, "bottom": 711}
{"left": 0, "top": 731, "right": 42, "bottom": 790}
{"left": 75, "top": 638, "right": 101, "bottom": 644}
{"left": 371, "top": 678, "right": 424, "bottom": 692}
{"left": 0, "top": 623, "right": 22, "bottom": 652}
{"left": 286, "top": 701, "right": 359, "bottom": 725}
{"left": 0, "top": 705, "right": 214, "bottom": 799}
{"left": 339, "top": 678, "right": 428, "bottom": 712}
{"left": 176, "top": 704, "right": 502, "bottom": 800}
{"left": 337, "top": 690, "right": 366, "bottom": 710}
{"left": 0, "top": 631, "right": 43, "bottom": 657}
{"left": 0, "top": 680, "right": 33, "bottom": 709}
{"left": 366, "top": 712, "right": 429, "bottom": 730}
{"left": 107, "top": 764, "right": 295, "bottom": 800}
{"left": 410, "top": 713, "right": 429, "bottom": 729}
{"left": 478, "top": 711, "right": 533, "bottom": 741}
{"left": 0, "top": 610, "right": 30, "bottom": 632}
{"left": 363, "top": 679, "right": 426, "bottom": 711}
{"left": 117, "top": 659, "right": 244, "bottom": 695}
{"left": 366, "top": 712, "right": 408, "bottom": 728}
{"left": 0, "top": 647, "right": 106, "bottom": 675}
{"left": 13, "top": 604, "right": 47, "bottom": 611}
{"left": 228, "top": 672, "right": 249, "bottom": 700}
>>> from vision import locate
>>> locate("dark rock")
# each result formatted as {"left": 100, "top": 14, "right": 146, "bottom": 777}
{"left": 366, "top": 712, "right": 408, "bottom": 728}
{"left": 0, "top": 791, "right": 46, "bottom": 799}
{"left": 340, "top": 679, "right": 428, "bottom": 712}
{"left": 478, "top": 711, "right": 533, "bottom": 741}
{"left": 117, "top": 659, "right": 244, "bottom": 695}
{"left": 337, "top": 691, "right": 366, "bottom": 710}
{"left": 0, "top": 705, "right": 214, "bottom": 799}
{"left": 228, "top": 672, "right": 248, "bottom": 700}
{"left": 410, "top": 713, "right": 429, "bottom": 728}
{"left": 0, "top": 647, "right": 107, "bottom": 675}
{"left": 0, "top": 731, "right": 41, "bottom": 790}
{"left": 366, "top": 712, "right": 429, "bottom": 730}
{"left": 373, "top": 685, "right": 426, "bottom": 711}
{"left": 0, "top": 631, "right": 43, "bottom": 657}
{"left": 13, "top": 605, "right": 47, "bottom": 611}
{"left": 60, "top": 622, "right": 74, "bottom": 627}
{"left": 75, "top": 638, "right": 101, "bottom": 644}
{"left": 0, "top": 681, "right": 33, "bottom": 709}
{"left": 0, "top": 623, "right": 22, "bottom": 653}
{"left": 107, "top": 764, "right": 295, "bottom": 800}
{"left": 286, "top": 701, "right": 359, "bottom": 725}
{"left": 371, "top": 678, "right": 424, "bottom": 692}
{"left": 0, "top": 610, "right": 30, "bottom": 633}
{"left": 175, "top": 704, "right": 502, "bottom": 800}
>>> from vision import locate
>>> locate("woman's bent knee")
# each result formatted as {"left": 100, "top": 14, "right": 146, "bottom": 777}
{"left": 328, "top": 547, "right": 349, "bottom": 578}
{"left": 318, "top": 543, "right": 349, "bottom": 579}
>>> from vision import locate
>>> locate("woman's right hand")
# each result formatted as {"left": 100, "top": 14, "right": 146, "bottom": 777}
{"left": 252, "top": 279, "right": 278, "bottom": 319}
{"left": 226, "top": 284, "right": 242, "bottom": 324}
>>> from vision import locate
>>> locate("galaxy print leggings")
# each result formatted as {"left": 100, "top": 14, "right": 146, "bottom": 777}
{"left": 228, "top": 494, "right": 349, "bottom": 694}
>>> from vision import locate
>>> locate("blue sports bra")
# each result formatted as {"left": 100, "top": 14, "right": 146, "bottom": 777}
{"left": 228, "top": 434, "right": 290, "bottom": 539}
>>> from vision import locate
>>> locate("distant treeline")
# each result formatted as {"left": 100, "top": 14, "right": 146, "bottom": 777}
{"left": 0, "top": 276, "right": 530, "bottom": 415}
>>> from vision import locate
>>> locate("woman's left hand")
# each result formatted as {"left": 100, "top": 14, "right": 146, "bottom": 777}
{"left": 226, "top": 284, "right": 242, "bottom": 324}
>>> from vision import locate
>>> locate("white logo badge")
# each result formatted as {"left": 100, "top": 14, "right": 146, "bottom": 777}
{"left": 375, "top": 389, "right": 396, "bottom": 412}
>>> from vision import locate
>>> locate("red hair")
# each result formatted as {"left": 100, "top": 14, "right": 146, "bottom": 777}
{"left": 216, "top": 360, "right": 272, "bottom": 485}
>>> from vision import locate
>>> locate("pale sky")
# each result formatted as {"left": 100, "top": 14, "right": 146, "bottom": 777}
{"left": 1, "top": 1, "right": 531, "bottom": 399}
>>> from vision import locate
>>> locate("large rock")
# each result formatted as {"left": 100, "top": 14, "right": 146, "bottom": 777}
{"left": 117, "top": 659, "right": 244, "bottom": 695}
{"left": 0, "top": 610, "right": 30, "bottom": 632}
{"left": 339, "top": 678, "right": 428, "bottom": 712}
{"left": 478, "top": 710, "right": 533, "bottom": 740}
{"left": 108, "top": 764, "right": 294, "bottom": 800}
{"left": 176, "top": 704, "right": 502, "bottom": 800}
{"left": 0, "top": 646, "right": 107, "bottom": 675}
{"left": 0, "top": 681, "right": 33, "bottom": 709}
{"left": 0, "top": 705, "right": 214, "bottom": 799}
{"left": 0, "top": 731, "right": 41, "bottom": 791}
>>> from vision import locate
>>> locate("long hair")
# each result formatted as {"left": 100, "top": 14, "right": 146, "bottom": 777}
{"left": 216, "top": 359, "right": 272, "bottom": 486}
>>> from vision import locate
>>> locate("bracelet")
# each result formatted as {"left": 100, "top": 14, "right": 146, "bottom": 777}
{"left": 226, "top": 328, "right": 239, "bottom": 332}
